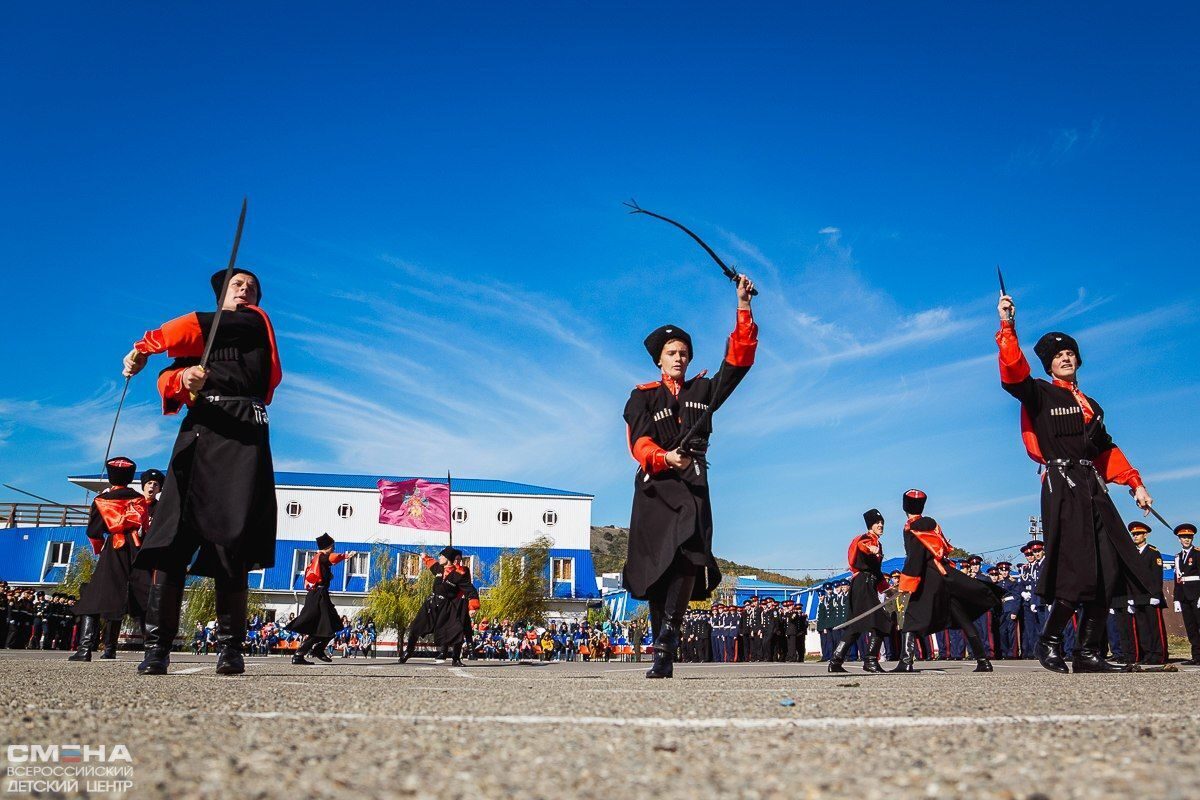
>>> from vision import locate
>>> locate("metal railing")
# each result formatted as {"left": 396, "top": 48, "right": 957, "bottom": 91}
{"left": 2, "top": 502, "right": 89, "bottom": 528}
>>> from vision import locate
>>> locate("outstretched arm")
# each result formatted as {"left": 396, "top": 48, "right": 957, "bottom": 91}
{"left": 709, "top": 275, "right": 759, "bottom": 412}
{"left": 995, "top": 296, "right": 1040, "bottom": 409}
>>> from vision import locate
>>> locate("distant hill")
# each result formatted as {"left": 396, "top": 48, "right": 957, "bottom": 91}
{"left": 591, "top": 525, "right": 817, "bottom": 588}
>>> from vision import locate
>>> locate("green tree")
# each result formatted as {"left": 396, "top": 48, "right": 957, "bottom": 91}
{"left": 361, "top": 545, "right": 433, "bottom": 644}
{"left": 585, "top": 604, "right": 610, "bottom": 627}
{"left": 181, "top": 578, "right": 267, "bottom": 632}
{"left": 54, "top": 546, "right": 96, "bottom": 598}
{"left": 477, "top": 535, "right": 552, "bottom": 624}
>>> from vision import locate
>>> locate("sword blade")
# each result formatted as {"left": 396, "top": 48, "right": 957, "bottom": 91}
{"left": 1148, "top": 506, "right": 1174, "bottom": 532}
{"left": 832, "top": 597, "right": 891, "bottom": 631}
{"left": 101, "top": 377, "right": 131, "bottom": 470}
{"left": 199, "top": 197, "right": 248, "bottom": 371}
{"left": 997, "top": 265, "right": 1013, "bottom": 321}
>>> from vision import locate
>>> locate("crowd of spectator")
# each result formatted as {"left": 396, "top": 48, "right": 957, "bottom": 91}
{"left": 191, "top": 614, "right": 378, "bottom": 658}
{"left": 464, "top": 618, "right": 651, "bottom": 662}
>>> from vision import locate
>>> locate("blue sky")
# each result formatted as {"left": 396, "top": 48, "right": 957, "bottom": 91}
{"left": 2, "top": 4, "right": 1198, "bottom": 575}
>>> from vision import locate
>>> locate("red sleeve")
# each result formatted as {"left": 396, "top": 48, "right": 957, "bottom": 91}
{"left": 89, "top": 536, "right": 104, "bottom": 555}
{"left": 156, "top": 367, "right": 193, "bottom": 416}
{"left": 468, "top": 598, "right": 481, "bottom": 612}
{"left": 630, "top": 434, "right": 669, "bottom": 474}
{"left": 996, "top": 320, "right": 1031, "bottom": 384}
{"left": 422, "top": 555, "right": 437, "bottom": 570}
{"left": 725, "top": 308, "right": 758, "bottom": 367}
{"left": 134, "top": 312, "right": 205, "bottom": 358}
{"left": 1095, "top": 446, "right": 1144, "bottom": 489}
{"left": 897, "top": 574, "right": 921, "bottom": 594}
{"left": 328, "top": 552, "right": 348, "bottom": 565}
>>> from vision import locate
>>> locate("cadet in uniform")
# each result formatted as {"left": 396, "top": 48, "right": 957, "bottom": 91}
{"left": 1128, "top": 522, "right": 1167, "bottom": 665}
{"left": 1173, "top": 523, "right": 1200, "bottom": 664}
{"left": 994, "top": 562, "right": 1023, "bottom": 658}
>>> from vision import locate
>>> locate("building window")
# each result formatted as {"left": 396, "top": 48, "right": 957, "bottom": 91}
{"left": 50, "top": 541, "right": 73, "bottom": 567}
{"left": 294, "top": 550, "right": 318, "bottom": 582}
{"left": 542, "top": 510, "right": 558, "bottom": 526}
{"left": 337, "top": 503, "right": 353, "bottom": 519}
{"left": 459, "top": 555, "right": 475, "bottom": 577}
{"left": 347, "top": 552, "right": 369, "bottom": 577}
{"left": 497, "top": 509, "right": 512, "bottom": 525}
{"left": 552, "top": 557, "right": 574, "bottom": 583}
{"left": 452, "top": 507, "right": 468, "bottom": 524}
{"left": 285, "top": 501, "right": 302, "bottom": 518}
{"left": 400, "top": 553, "right": 422, "bottom": 580}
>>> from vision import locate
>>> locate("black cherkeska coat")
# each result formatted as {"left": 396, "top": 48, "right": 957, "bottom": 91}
{"left": 997, "top": 322, "right": 1155, "bottom": 604}
{"left": 842, "top": 534, "right": 891, "bottom": 636}
{"left": 898, "top": 521, "right": 1003, "bottom": 635}
{"left": 132, "top": 306, "right": 281, "bottom": 578}
{"left": 74, "top": 487, "right": 151, "bottom": 620}
{"left": 408, "top": 559, "right": 480, "bottom": 648}
{"left": 621, "top": 352, "right": 754, "bottom": 601}
{"left": 287, "top": 552, "right": 346, "bottom": 639}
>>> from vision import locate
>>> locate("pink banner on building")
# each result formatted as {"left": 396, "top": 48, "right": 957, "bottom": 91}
{"left": 377, "top": 478, "right": 451, "bottom": 531}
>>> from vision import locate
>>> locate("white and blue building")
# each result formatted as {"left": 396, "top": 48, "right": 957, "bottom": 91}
{"left": 2, "top": 470, "right": 598, "bottom": 622}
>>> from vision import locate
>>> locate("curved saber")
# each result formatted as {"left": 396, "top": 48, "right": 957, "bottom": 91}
{"left": 101, "top": 377, "right": 131, "bottom": 471}
{"left": 200, "top": 197, "right": 249, "bottom": 371}
{"left": 625, "top": 199, "right": 758, "bottom": 296}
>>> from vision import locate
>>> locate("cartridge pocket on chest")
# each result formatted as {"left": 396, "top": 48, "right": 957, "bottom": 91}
{"left": 1048, "top": 404, "right": 1085, "bottom": 436}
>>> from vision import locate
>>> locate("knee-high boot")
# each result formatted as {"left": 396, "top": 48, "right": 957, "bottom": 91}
{"left": 827, "top": 638, "right": 851, "bottom": 673}
{"left": 451, "top": 642, "right": 464, "bottom": 667}
{"left": 890, "top": 631, "right": 916, "bottom": 672}
{"left": 1036, "top": 600, "right": 1074, "bottom": 674}
{"left": 1073, "top": 607, "right": 1131, "bottom": 673}
{"left": 68, "top": 615, "right": 99, "bottom": 662}
{"left": 862, "top": 632, "right": 884, "bottom": 673}
{"left": 646, "top": 622, "right": 678, "bottom": 679}
{"left": 99, "top": 619, "right": 120, "bottom": 659}
{"left": 215, "top": 588, "right": 247, "bottom": 675}
{"left": 138, "top": 573, "right": 184, "bottom": 675}
{"left": 292, "top": 636, "right": 316, "bottom": 665}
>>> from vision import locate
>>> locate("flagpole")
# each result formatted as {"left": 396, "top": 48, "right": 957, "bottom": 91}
{"left": 446, "top": 470, "right": 453, "bottom": 547}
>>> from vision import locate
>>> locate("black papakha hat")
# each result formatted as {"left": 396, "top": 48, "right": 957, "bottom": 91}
{"left": 315, "top": 533, "right": 335, "bottom": 550}
{"left": 1033, "top": 332, "right": 1082, "bottom": 374}
{"left": 643, "top": 325, "right": 693, "bottom": 365}
{"left": 863, "top": 508, "right": 884, "bottom": 528}
{"left": 105, "top": 456, "right": 136, "bottom": 487}
{"left": 1175, "top": 523, "right": 1197, "bottom": 538}
{"left": 902, "top": 489, "right": 927, "bottom": 517}
{"left": 211, "top": 268, "right": 262, "bottom": 303}
{"left": 909, "top": 516, "right": 938, "bottom": 533}
{"left": 440, "top": 546, "right": 462, "bottom": 562}
{"left": 140, "top": 469, "right": 165, "bottom": 486}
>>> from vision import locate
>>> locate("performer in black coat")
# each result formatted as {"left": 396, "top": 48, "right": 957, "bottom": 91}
{"left": 623, "top": 274, "right": 757, "bottom": 679}
{"left": 892, "top": 492, "right": 1001, "bottom": 673}
{"left": 829, "top": 508, "right": 891, "bottom": 673}
{"left": 397, "top": 547, "right": 480, "bottom": 666}
{"left": 996, "top": 294, "right": 1157, "bottom": 673}
{"left": 122, "top": 268, "right": 282, "bottom": 676}
{"left": 289, "top": 534, "right": 356, "bottom": 665}
{"left": 70, "top": 457, "right": 151, "bottom": 662}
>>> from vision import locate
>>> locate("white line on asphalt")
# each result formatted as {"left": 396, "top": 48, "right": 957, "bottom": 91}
{"left": 174, "top": 667, "right": 207, "bottom": 674}
{"left": 449, "top": 668, "right": 476, "bottom": 680}
{"left": 29, "top": 707, "right": 1200, "bottom": 731}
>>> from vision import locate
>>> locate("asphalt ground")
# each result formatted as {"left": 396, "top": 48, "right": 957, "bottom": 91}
{"left": 2, "top": 650, "right": 1199, "bottom": 800}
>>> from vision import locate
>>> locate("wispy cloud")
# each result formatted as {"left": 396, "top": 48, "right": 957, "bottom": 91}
{"left": 1040, "top": 287, "right": 1115, "bottom": 326}
{"left": 1007, "top": 118, "right": 1104, "bottom": 170}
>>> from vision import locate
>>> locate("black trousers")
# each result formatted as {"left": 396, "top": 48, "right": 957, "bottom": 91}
{"left": 646, "top": 553, "right": 698, "bottom": 642}
{"left": 1132, "top": 605, "right": 1166, "bottom": 664}
{"left": 1179, "top": 590, "right": 1200, "bottom": 661}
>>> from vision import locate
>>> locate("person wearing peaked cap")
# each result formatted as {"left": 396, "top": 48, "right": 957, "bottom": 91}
{"left": 287, "top": 535, "right": 358, "bottom": 665}
{"left": 121, "top": 266, "right": 282, "bottom": 677}
{"left": 398, "top": 548, "right": 480, "bottom": 667}
{"left": 1020, "top": 541, "right": 1049, "bottom": 660}
{"left": 829, "top": 510, "right": 891, "bottom": 674}
{"left": 996, "top": 294, "right": 1159, "bottom": 675}
{"left": 1126, "top": 523, "right": 1168, "bottom": 666}
{"left": 890, "top": 516, "right": 1003, "bottom": 674}
{"left": 623, "top": 274, "right": 757, "bottom": 680}
{"left": 70, "top": 457, "right": 152, "bottom": 663}
{"left": 815, "top": 584, "right": 835, "bottom": 662}
{"left": 1172, "top": 524, "right": 1200, "bottom": 664}
{"left": 993, "top": 562, "right": 1023, "bottom": 659}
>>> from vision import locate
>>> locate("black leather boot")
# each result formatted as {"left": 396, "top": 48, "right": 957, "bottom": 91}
{"left": 68, "top": 615, "right": 99, "bottom": 662}
{"left": 451, "top": 643, "right": 464, "bottom": 667}
{"left": 646, "top": 622, "right": 678, "bottom": 679}
{"left": 396, "top": 636, "right": 416, "bottom": 664}
{"left": 138, "top": 575, "right": 183, "bottom": 675}
{"left": 292, "top": 637, "right": 315, "bottom": 665}
{"left": 1073, "top": 615, "right": 1131, "bottom": 673}
{"left": 862, "top": 632, "right": 884, "bottom": 673}
{"left": 827, "top": 639, "right": 851, "bottom": 673}
{"left": 99, "top": 620, "right": 119, "bottom": 659}
{"left": 313, "top": 637, "right": 333, "bottom": 663}
{"left": 890, "top": 632, "right": 916, "bottom": 672}
{"left": 214, "top": 588, "right": 247, "bottom": 675}
{"left": 1036, "top": 633, "right": 1070, "bottom": 674}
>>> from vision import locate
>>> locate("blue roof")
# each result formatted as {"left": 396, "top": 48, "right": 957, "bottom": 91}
{"left": 69, "top": 471, "right": 592, "bottom": 498}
